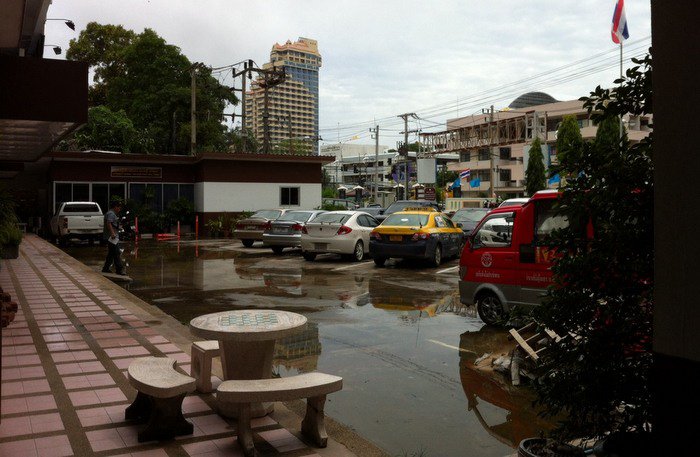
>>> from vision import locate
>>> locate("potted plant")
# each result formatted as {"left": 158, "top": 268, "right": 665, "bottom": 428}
{"left": 0, "top": 186, "right": 22, "bottom": 259}
{"left": 205, "top": 217, "right": 223, "bottom": 238}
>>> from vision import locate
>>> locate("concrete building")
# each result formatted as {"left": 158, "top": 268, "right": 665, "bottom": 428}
{"left": 244, "top": 38, "right": 321, "bottom": 154}
{"left": 422, "top": 93, "right": 652, "bottom": 203}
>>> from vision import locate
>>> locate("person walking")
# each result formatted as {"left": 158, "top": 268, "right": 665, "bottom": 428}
{"left": 102, "top": 200, "right": 126, "bottom": 275}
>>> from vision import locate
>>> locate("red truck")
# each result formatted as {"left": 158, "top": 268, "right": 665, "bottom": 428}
{"left": 458, "top": 190, "right": 570, "bottom": 325}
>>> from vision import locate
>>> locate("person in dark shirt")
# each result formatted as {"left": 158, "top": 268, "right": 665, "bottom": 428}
{"left": 102, "top": 200, "right": 126, "bottom": 275}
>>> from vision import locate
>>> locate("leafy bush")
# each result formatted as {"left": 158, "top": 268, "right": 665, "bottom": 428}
{"left": 534, "top": 53, "right": 653, "bottom": 442}
{"left": 165, "top": 197, "right": 195, "bottom": 227}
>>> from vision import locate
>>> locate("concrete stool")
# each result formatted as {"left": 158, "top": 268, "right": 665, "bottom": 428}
{"left": 190, "top": 340, "right": 220, "bottom": 393}
{"left": 125, "top": 357, "right": 196, "bottom": 442}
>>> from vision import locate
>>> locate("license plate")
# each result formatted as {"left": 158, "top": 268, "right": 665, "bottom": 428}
{"left": 389, "top": 235, "right": 403, "bottom": 242}
{"left": 273, "top": 227, "right": 286, "bottom": 234}
{"left": 314, "top": 243, "right": 328, "bottom": 250}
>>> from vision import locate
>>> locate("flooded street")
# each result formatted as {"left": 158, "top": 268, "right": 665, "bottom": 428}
{"left": 64, "top": 238, "right": 549, "bottom": 456}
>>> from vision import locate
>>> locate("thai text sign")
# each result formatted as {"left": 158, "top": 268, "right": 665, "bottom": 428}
{"left": 110, "top": 166, "right": 162, "bottom": 178}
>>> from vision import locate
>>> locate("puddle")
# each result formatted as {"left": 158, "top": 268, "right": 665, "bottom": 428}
{"left": 64, "top": 238, "right": 554, "bottom": 456}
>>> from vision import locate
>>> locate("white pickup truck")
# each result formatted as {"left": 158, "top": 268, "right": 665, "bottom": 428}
{"left": 50, "top": 202, "right": 104, "bottom": 245}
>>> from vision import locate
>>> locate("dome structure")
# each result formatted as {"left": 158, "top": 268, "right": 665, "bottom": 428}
{"left": 508, "top": 92, "right": 558, "bottom": 109}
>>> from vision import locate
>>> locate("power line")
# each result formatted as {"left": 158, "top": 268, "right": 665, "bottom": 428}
{"left": 319, "top": 37, "right": 651, "bottom": 133}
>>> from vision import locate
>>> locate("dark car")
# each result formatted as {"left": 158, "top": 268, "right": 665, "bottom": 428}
{"left": 450, "top": 207, "right": 491, "bottom": 235}
{"left": 359, "top": 206, "right": 383, "bottom": 217}
{"left": 375, "top": 200, "right": 440, "bottom": 222}
{"left": 233, "top": 209, "right": 288, "bottom": 247}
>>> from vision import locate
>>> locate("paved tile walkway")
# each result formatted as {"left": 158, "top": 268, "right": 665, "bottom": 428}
{"left": 1, "top": 235, "right": 348, "bottom": 457}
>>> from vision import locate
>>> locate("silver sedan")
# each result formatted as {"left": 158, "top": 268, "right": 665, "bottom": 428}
{"left": 300, "top": 211, "right": 379, "bottom": 261}
{"left": 262, "top": 210, "right": 326, "bottom": 254}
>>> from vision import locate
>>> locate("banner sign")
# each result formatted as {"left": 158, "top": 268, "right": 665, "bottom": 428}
{"left": 110, "top": 166, "right": 162, "bottom": 179}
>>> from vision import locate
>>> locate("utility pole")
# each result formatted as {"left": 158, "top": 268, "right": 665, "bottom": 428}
{"left": 190, "top": 65, "right": 197, "bottom": 156}
{"left": 486, "top": 105, "right": 495, "bottom": 199}
{"left": 369, "top": 125, "right": 379, "bottom": 202}
{"left": 398, "top": 113, "right": 417, "bottom": 199}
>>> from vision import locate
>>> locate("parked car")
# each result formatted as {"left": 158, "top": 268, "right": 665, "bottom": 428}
{"left": 497, "top": 197, "right": 529, "bottom": 208}
{"left": 233, "top": 209, "right": 288, "bottom": 247}
{"left": 359, "top": 206, "right": 383, "bottom": 217}
{"left": 262, "top": 210, "right": 326, "bottom": 254}
{"left": 450, "top": 207, "right": 491, "bottom": 235}
{"left": 375, "top": 200, "right": 440, "bottom": 222}
{"left": 300, "top": 211, "right": 379, "bottom": 261}
{"left": 369, "top": 207, "right": 464, "bottom": 267}
{"left": 50, "top": 201, "right": 104, "bottom": 245}
{"left": 322, "top": 198, "right": 359, "bottom": 209}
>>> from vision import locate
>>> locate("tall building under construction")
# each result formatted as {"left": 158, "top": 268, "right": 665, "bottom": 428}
{"left": 244, "top": 37, "right": 321, "bottom": 154}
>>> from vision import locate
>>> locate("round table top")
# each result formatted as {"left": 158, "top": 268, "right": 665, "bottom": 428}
{"left": 189, "top": 310, "right": 307, "bottom": 342}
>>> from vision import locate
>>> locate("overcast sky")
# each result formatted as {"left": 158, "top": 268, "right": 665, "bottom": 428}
{"left": 47, "top": 0, "right": 651, "bottom": 147}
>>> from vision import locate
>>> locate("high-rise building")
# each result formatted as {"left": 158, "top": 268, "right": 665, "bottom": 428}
{"left": 244, "top": 37, "right": 321, "bottom": 154}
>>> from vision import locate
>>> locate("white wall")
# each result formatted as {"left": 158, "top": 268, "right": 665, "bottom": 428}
{"left": 196, "top": 182, "right": 322, "bottom": 212}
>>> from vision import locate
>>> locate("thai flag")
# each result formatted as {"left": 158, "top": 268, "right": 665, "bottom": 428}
{"left": 611, "top": 0, "right": 629, "bottom": 44}
{"left": 459, "top": 169, "right": 471, "bottom": 180}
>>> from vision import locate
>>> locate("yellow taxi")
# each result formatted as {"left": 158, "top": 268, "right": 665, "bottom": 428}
{"left": 369, "top": 207, "right": 465, "bottom": 267}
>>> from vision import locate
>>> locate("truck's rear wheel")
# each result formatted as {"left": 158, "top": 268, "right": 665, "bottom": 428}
{"left": 477, "top": 292, "right": 505, "bottom": 326}
{"left": 241, "top": 239, "right": 254, "bottom": 247}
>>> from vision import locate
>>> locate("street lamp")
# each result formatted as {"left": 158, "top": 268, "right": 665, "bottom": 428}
{"left": 45, "top": 18, "right": 75, "bottom": 30}
{"left": 44, "top": 45, "right": 62, "bottom": 55}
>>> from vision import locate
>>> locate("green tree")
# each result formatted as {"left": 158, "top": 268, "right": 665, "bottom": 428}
{"left": 67, "top": 24, "right": 236, "bottom": 154}
{"left": 525, "top": 137, "right": 546, "bottom": 195}
{"left": 66, "top": 22, "right": 136, "bottom": 105}
{"left": 534, "top": 53, "right": 653, "bottom": 444}
{"left": 555, "top": 114, "right": 583, "bottom": 172}
{"left": 273, "top": 139, "right": 310, "bottom": 155}
{"left": 61, "top": 106, "right": 153, "bottom": 153}
{"left": 227, "top": 128, "right": 259, "bottom": 153}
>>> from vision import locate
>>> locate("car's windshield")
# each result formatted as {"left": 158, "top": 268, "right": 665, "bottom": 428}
{"left": 277, "top": 211, "right": 314, "bottom": 222}
{"left": 311, "top": 213, "right": 350, "bottom": 224}
{"left": 252, "top": 210, "right": 282, "bottom": 219}
{"left": 452, "top": 209, "right": 489, "bottom": 223}
{"left": 383, "top": 214, "right": 430, "bottom": 227}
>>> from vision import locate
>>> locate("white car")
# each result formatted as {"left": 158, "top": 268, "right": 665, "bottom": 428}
{"left": 301, "top": 211, "right": 379, "bottom": 261}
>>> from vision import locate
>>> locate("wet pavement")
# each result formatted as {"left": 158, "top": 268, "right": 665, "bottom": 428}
{"left": 61, "top": 237, "right": 550, "bottom": 457}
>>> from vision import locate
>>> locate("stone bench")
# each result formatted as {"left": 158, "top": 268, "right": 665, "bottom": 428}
{"left": 190, "top": 340, "right": 220, "bottom": 393}
{"left": 125, "top": 356, "right": 196, "bottom": 442}
{"left": 217, "top": 372, "right": 343, "bottom": 456}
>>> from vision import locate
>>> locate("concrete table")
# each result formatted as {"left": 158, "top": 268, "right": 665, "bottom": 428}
{"left": 189, "top": 310, "right": 307, "bottom": 417}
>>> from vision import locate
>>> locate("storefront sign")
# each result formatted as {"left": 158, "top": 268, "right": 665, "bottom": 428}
{"left": 110, "top": 166, "right": 162, "bottom": 178}
{"left": 424, "top": 187, "right": 436, "bottom": 201}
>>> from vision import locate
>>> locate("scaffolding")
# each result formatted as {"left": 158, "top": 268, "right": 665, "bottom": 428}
{"left": 420, "top": 111, "right": 546, "bottom": 154}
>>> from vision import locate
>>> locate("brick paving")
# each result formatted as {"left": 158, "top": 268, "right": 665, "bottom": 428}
{"left": 1, "top": 235, "right": 354, "bottom": 457}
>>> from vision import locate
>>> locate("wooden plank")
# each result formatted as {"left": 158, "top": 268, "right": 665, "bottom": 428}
{"left": 509, "top": 328, "right": 539, "bottom": 361}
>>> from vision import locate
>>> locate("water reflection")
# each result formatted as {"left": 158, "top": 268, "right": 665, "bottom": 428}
{"left": 458, "top": 329, "right": 551, "bottom": 447}
{"left": 367, "top": 275, "right": 459, "bottom": 320}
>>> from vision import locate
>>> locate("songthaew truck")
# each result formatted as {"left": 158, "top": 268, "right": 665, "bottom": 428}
{"left": 458, "top": 190, "right": 571, "bottom": 325}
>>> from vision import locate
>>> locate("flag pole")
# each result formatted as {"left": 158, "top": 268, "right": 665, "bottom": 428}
{"left": 619, "top": 40, "right": 624, "bottom": 140}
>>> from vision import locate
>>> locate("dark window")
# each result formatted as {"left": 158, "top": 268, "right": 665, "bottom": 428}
{"left": 55, "top": 183, "right": 72, "bottom": 213}
{"left": 478, "top": 148, "right": 490, "bottom": 161}
{"left": 460, "top": 151, "right": 471, "bottom": 162}
{"left": 179, "top": 184, "right": 194, "bottom": 204}
{"left": 92, "top": 184, "right": 109, "bottom": 213}
{"left": 499, "top": 147, "right": 512, "bottom": 160}
{"left": 146, "top": 184, "right": 163, "bottom": 212}
{"left": 109, "top": 183, "right": 125, "bottom": 204}
{"left": 73, "top": 183, "right": 89, "bottom": 201}
{"left": 500, "top": 169, "right": 512, "bottom": 181}
{"left": 129, "top": 183, "right": 145, "bottom": 204}
{"left": 163, "top": 184, "right": 179, "bottom": 210}
{"left": 280, "top": 187, "right": 300, "bottom": 206}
